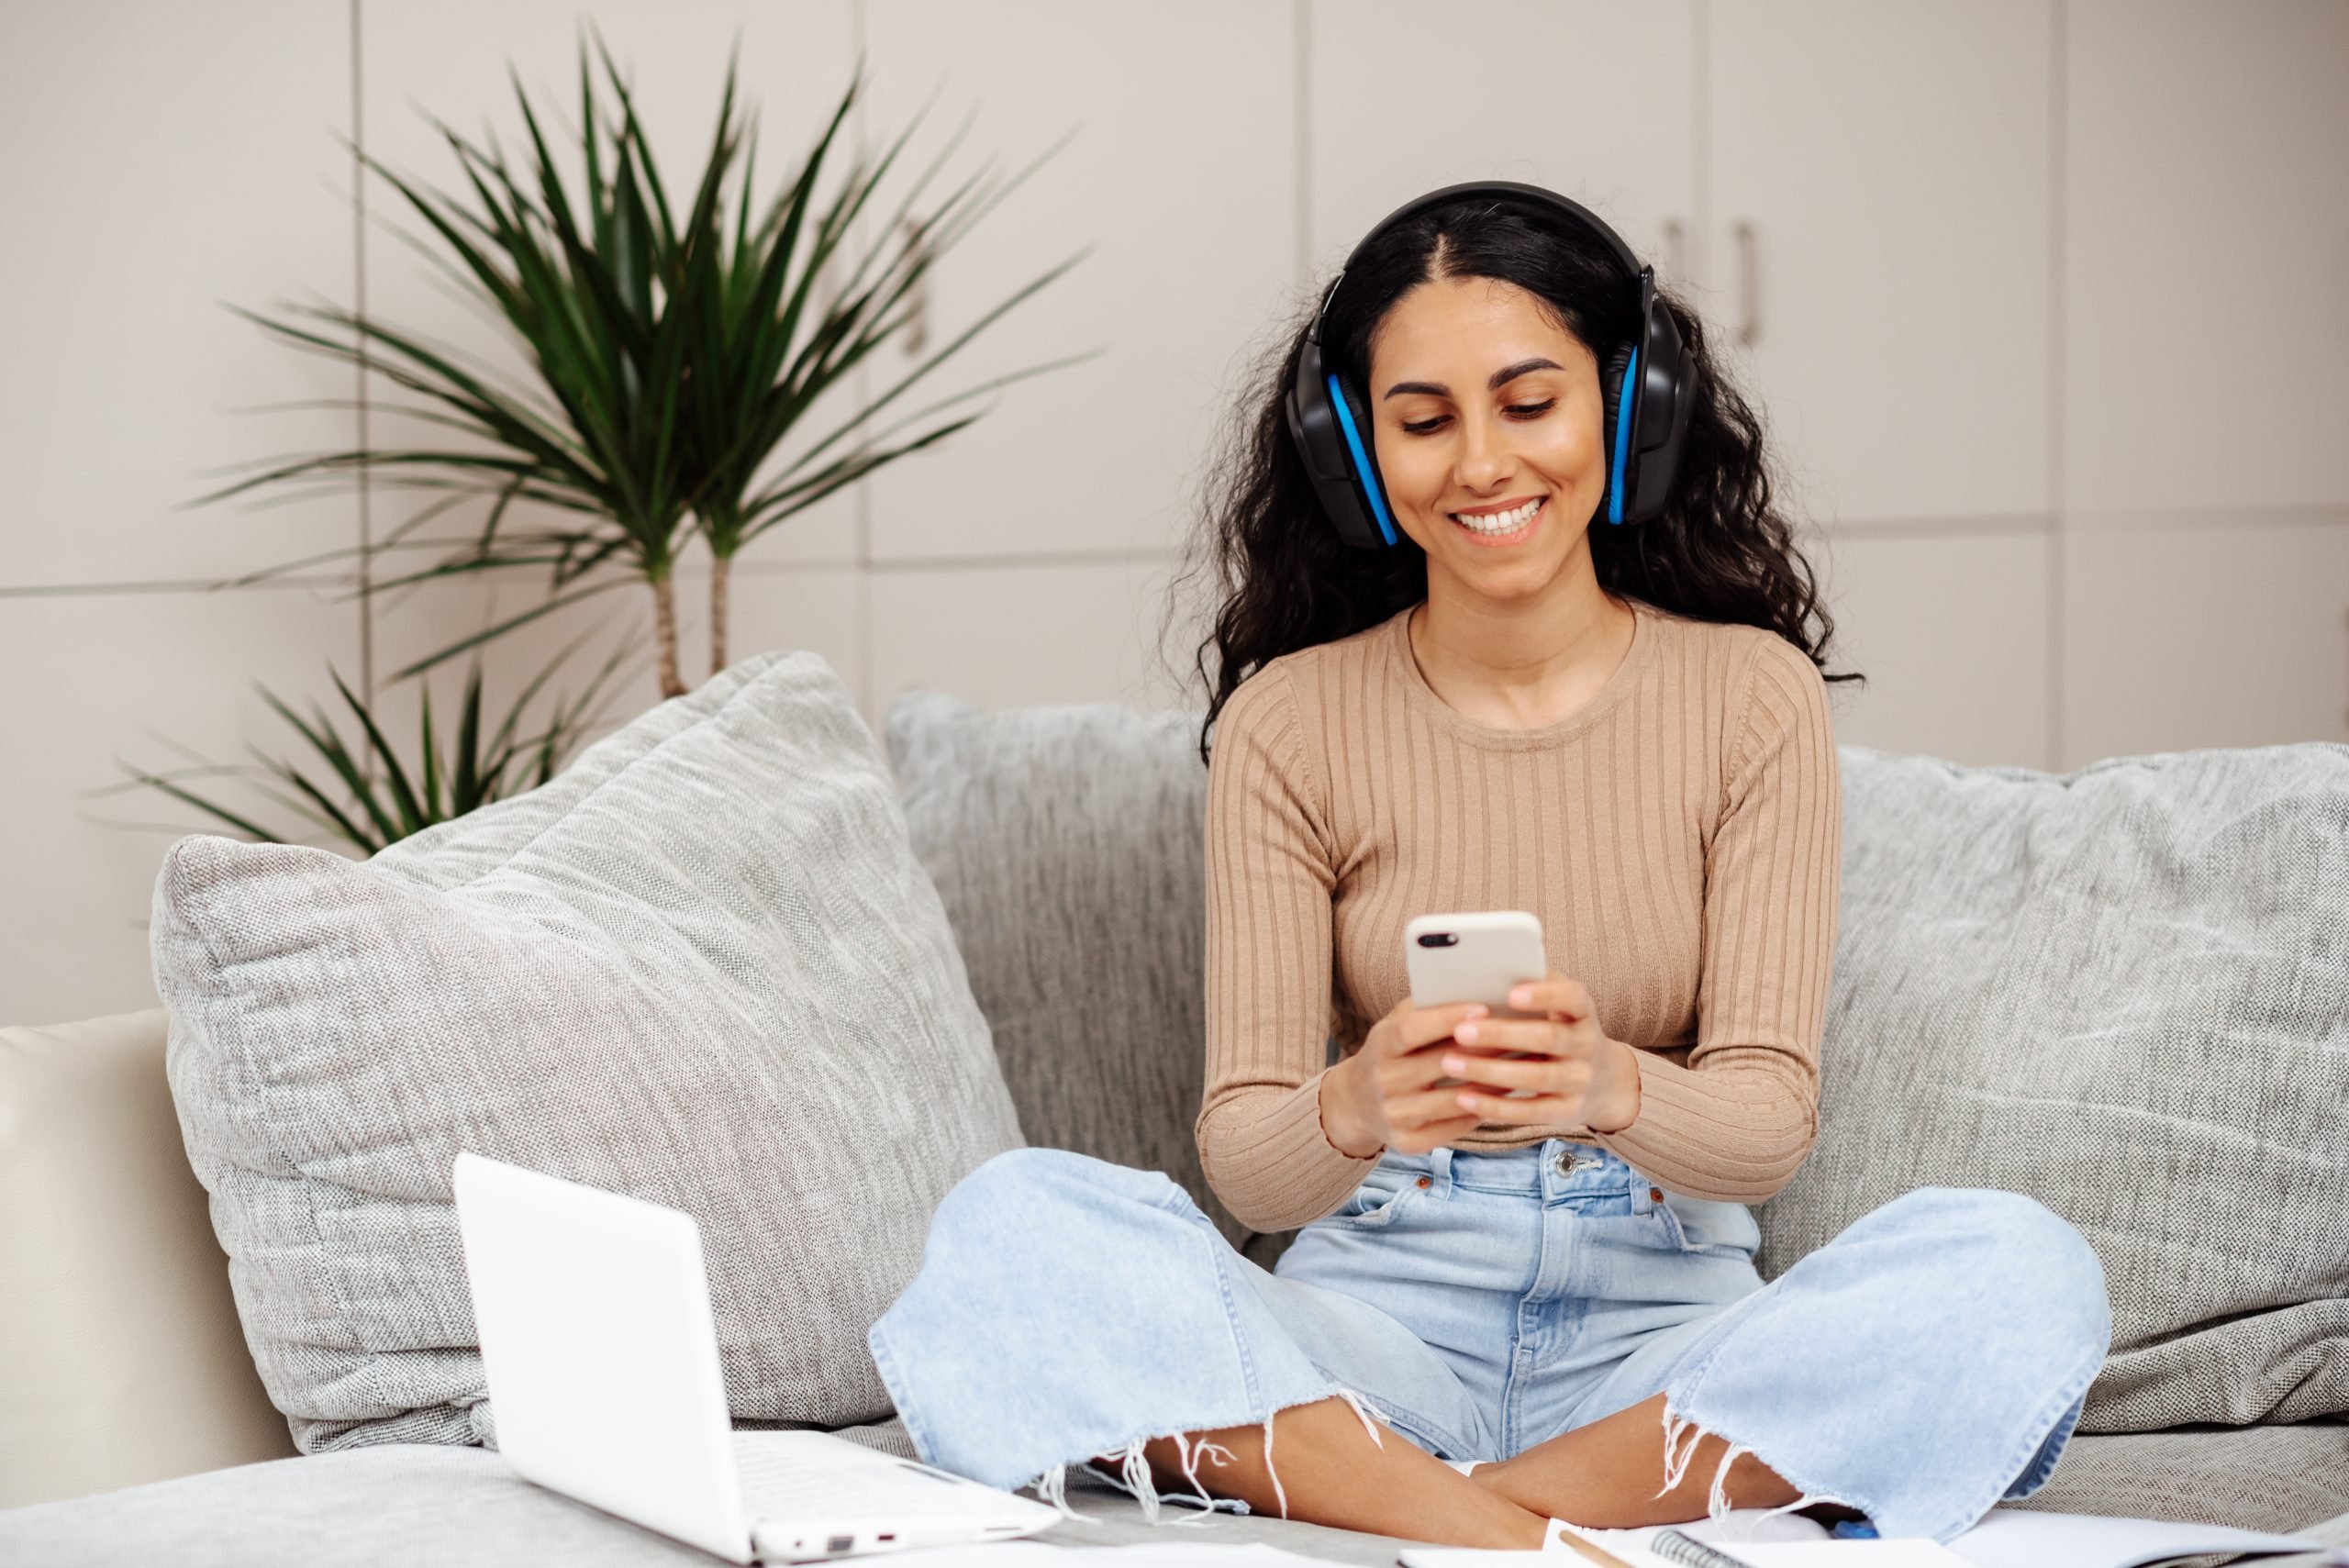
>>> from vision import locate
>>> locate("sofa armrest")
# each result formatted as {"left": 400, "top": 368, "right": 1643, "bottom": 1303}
{"left": 0, "top": 1008, "right": 296, "bottom": 1507}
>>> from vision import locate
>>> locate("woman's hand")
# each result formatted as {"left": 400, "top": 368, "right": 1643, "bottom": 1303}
{"left": 1319, "top": 996, "right": 1496, "bottom": 1157}
{"left": 1437, "top": 972, "right": 1642, "bottom": 1135}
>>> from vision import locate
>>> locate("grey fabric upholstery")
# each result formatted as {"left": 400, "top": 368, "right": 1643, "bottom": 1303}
{"left": 5, "top": 1423, "right": 2344, "bottom": 1566}
{"left": 0, "top": 1439, "right": 1420, "bottom": 1568}
{"left": 1758, "top": 743, "right": 2349, "bottom": 1433}
{"left": 2005, "top": 1422, "right": 2349, "bottom": 1531}
{"left": 150, "top": 652, "right": 1023, "bottom": 1454}
{"left": 881, "top": 690, "right": 1274, "bottom": 1260}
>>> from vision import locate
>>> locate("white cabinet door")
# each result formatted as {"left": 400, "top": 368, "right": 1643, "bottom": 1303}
{"left": 1308, "top": 0, "right": 1695, "bottom": 290}
{"left": 2063, "top": 519, "right": 2349, "bottom": 766}
{"left": 1708, "top": 1, "right": 2054, "bottom": 528}
{"left": 859, "top": 0, "right": 1297, "bottom": 563}
{"left": 2064, "top": 0, "right": 2349, "bottom": 517}
{"left": 1808, "top": 527, "right": 2055, "bottom": 770}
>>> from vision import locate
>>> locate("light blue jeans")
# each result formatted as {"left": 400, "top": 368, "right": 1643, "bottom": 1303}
{"left": 864, "top": 1140, "right": 2111, "bottom": 1544}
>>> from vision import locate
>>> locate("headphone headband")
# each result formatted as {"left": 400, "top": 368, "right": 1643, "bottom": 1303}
{"left": 1310, "top": 181, "right": 1645, "bottom": 343}
{"left": 1286, "top": 180, "right": 1697, "bottom": 548}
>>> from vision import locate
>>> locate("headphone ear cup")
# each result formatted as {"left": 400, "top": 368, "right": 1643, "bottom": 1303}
{"left": 1598, "top": 345, "right": 1634, "bottom": 524}
{"left": 1336, "top": 377, "right": 1386, "bottom": 501}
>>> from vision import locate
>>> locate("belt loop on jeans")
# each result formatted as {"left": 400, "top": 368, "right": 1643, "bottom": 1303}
{"left": 1426, "top": 1147, "right": 1454, "bottom": 1198}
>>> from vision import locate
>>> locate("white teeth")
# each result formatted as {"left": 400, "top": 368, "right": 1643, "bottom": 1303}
{"left": 1452, "top": 497, "right": 1542, "bottom": 534}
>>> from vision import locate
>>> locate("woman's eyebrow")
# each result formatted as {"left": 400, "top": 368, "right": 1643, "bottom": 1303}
{"left": 1383, "top": 356, "right": 1564, "bottom": 400}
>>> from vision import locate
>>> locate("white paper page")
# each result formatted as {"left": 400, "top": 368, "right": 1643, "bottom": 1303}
{"left": 1943, "top": 1507, "right": 2331, "bottom": 1568}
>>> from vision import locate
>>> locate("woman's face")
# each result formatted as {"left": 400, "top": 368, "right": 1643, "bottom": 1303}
{"left": 1364, "top": 274, "right": 1610, "bottom": 595}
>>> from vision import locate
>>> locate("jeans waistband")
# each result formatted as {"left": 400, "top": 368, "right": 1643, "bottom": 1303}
{"left": 1376, "top": 1139, "right": 1632, "bottom": 1198}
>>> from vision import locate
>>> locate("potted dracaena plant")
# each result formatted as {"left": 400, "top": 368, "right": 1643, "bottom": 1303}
{"left": 102, "top": 630, "right": 640, "bottom": 853}
{"left": 199, "top": 27, "right": 1091, "bottom": 697}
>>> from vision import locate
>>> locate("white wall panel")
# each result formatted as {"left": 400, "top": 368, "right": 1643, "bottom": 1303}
{"left": 2065, "top": 0, "right": 2349, "bottom": 517}
{"left": 2064, "top": 517, "right": 2349, "bottom": 765}
{"left": 1808, "top": 527, "right": 2054, "bottom": 768}
{"left": 859, "top": 0, "right": 1297, "bottom": 562}
{"left": 868, "top": 554, "right": 1211, "bottom": 717}
{"left": 1308, "top": 0, "right": 1695, "bottom": 285}
{"left": 0, "top": 2, "right": 354, "bottom": 588}
{"left": 1709, "top": 1, "right": 2054, "bottom": 526}
{"left": 0, "top": 589, "right": 354, "bottom": 1025}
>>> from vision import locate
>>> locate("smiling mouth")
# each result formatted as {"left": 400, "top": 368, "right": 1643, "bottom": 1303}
{"left": 1449, "top": 495, "right": 1545, "bottom": 541}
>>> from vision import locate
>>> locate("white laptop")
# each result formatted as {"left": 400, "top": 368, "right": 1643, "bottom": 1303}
{"left": 451, "top": 1151, "right": 1063, "bottom": 1563}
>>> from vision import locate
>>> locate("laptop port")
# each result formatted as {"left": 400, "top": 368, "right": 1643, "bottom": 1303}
{"left": 826, "top": 1536, "right": 854, "bottom": 1552}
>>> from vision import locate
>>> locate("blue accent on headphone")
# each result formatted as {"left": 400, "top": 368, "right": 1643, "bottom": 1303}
{"left": 1325, "top": 371, "right": 1399, "bottom": 546}
{"left": 1606, "top": 346, "right": 1640, "bottom": 526}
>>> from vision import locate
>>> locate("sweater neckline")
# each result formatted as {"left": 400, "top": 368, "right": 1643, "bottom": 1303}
{"left": 1386, "top": 595, "right": 1658, "bottom": 750}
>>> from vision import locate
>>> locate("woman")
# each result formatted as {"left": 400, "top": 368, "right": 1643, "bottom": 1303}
{"left": 866, "top": 184, "right": 2110, "bottom": 1551}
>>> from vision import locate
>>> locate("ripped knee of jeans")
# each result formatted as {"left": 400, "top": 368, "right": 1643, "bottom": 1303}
{"left": 1029, "top": 1429, "right": 1252, "bottom": 1529}
{"left": 1032, "top": 1388, "right": 1391, "bottom": 1530}
{"left": 1655, "top": 1398, "right": 1865, "bottom": 1539}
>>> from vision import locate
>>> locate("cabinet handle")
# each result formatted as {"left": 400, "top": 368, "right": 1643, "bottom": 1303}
{"left": 1661, "top": 217, "right": 1687, "bottom": 284}
{"left": 1732, "top": 219, "right": 1760, "bottom": 346}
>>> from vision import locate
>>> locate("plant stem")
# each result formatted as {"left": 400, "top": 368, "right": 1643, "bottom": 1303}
{"left": 709, "top": 550, "right": 731, "bottom": 680}
{"left": 651, "top": 574, "right": 683, "bottom": 698}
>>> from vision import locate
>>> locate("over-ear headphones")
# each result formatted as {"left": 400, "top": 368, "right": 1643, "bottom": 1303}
{"left": 1283, "top": 180, "right": 1698, "bottom": 550}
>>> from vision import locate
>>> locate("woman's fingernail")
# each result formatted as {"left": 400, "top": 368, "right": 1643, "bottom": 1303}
{"left": 1456, "top": 1024, "right": 1479, "bottom": 1041}
{"left": 1442, "top": 1054, "right": 1465, "bottom": 1072}
{"left": 1509, "top": 986, "right": 1532, "bottom": 1004}
{"left": 1467, "top": 1004, "right": 1490, "bottom": 1018}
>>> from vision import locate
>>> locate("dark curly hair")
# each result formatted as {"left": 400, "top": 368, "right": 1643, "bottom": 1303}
{"left": 1169, "top": 193, "right": 1860, "bottom": 765}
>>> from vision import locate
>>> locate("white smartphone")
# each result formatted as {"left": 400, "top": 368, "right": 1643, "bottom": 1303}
{"left": 1404, "top": 911, "right": 1550, "bottom": 1099}
{"left": 1405, "top": 910, "right": 1548, "bottom": 1014}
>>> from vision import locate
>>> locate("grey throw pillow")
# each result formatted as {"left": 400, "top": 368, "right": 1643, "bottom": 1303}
{"left": 152, "top": 651, "right": 1024, "bottom": 1453}
{"left": 1759, "top": 741, "right": 2349, "bottom": 1433}
{"left": 882, "top": 690, "right": 1275, "bottom": 1261}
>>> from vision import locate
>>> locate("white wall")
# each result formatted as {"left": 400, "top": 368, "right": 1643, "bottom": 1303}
{"left": 5, "top": 0, "right": 2346, "bottom": 1025}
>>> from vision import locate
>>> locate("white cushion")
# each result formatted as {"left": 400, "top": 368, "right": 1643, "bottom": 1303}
{"left": 0, "top": 1009, "right": 295, "bottom": 1507}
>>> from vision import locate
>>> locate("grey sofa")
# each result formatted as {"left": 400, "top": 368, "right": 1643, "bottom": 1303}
{"left": 4, "top": 685, "right": 2346, "bottom": 1566}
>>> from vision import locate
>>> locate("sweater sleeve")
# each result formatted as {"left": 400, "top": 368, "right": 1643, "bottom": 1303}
{"left": 1197, "top": 666, "right": 1381, "bottom": 1232}
{"left": 1589, "top": 634, "right": 1842, "bottom": 1201}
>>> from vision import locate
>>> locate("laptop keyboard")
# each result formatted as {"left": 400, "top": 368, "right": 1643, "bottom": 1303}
{"left": 734, "top": 1436, "right": 998, "bottom": 1520}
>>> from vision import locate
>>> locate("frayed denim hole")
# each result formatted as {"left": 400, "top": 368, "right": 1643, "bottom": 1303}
{"left": 1655, "top": 1398, "right": 1866, "bottom": 1541}
{"left": 1070, "top": 1436, "right": 1252, "bottom": 1529}
{"left": 1022, "top": 1460, "right": 1102, "bottom": 1524}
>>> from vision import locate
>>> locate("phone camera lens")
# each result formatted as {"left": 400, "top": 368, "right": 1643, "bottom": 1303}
{"left": 1416, "top": 932, "right": 1458, "bottom": 948}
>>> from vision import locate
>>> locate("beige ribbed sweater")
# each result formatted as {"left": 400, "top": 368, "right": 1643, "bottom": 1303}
{"left": 1198, "top": 595, "right": 1842, "bottom": 1233}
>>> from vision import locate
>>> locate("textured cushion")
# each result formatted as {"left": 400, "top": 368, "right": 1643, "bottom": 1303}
{"left": 1757, "top": 743, "right": 2349, "bottom": 1433}
{"left": 0, "top": 1436, "right": 1414, "bottom": 1567}
{"left": 880, "top": 690, "right": 1268, "bottom": 1258}
{"left": 150, "top": 652, "right": 1024, "bottom": 1453}
{"left": 0, "top": 1009, "right": 295, "bottom": 1507}
{"left": 2007, "top": 1423, "right": 2349, "bottom": 1533}
{"left": 3, "top": 1426, "right": 2343, "bottom": 1565}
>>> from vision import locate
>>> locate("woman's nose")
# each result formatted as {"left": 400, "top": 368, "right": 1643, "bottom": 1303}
{"left": 1453, "top": 411, "right": 1512, "bottom": 489}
